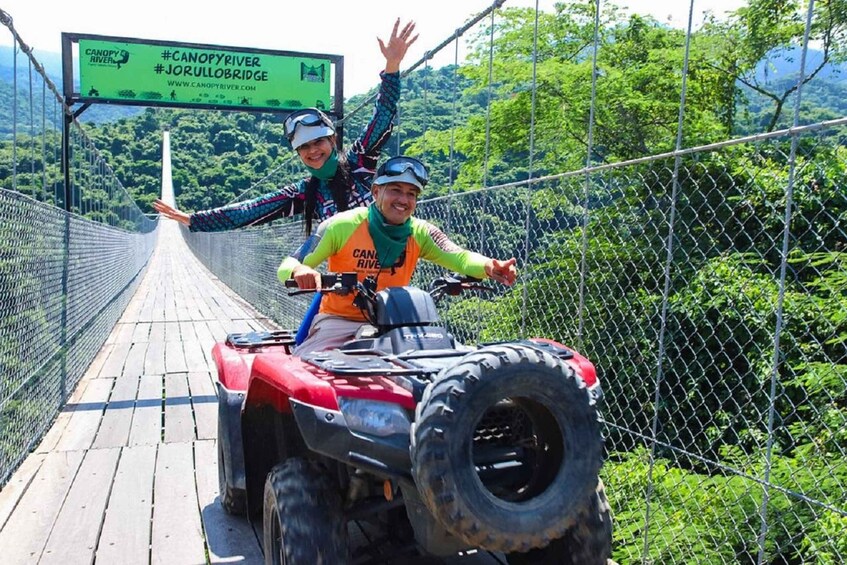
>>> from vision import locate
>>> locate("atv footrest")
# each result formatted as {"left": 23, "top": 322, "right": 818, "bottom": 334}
{"left": 226, "top": 330, "right": 296, "bottom": 350}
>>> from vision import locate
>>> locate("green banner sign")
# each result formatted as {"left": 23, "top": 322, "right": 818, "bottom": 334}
{"left": 77, "top": 38, "right": 332, "bottom": 111}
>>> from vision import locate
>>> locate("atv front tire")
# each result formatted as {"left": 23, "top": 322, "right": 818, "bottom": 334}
{"left": 411, "top": 343, "right": 604, "bottom": 553}
{"left": 506, "top": 480, "right": 613, "bottom": 564}
{"left": 262, "top": 458, "right": 347, "bottom": 564}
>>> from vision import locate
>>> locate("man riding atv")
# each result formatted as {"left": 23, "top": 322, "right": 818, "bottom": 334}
{"left": 213, "top": 155, "right": 612, "bottom": 564}
{"left": 278, "top": 155, "right": 518, "bottom": 354}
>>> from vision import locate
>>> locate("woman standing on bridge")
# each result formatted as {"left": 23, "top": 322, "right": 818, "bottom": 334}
{"left": 153, "top": 18, "right": 418, "bottom": 235}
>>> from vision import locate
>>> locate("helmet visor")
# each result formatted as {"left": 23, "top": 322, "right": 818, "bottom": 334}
{"left": 283, "top": 108, "right": 335, "bottom": 142}
{"left": 375, "top": 156, "right": 429, "bottom": 188}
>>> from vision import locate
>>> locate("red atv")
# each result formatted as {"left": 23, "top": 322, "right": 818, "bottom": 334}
{"left": 214, "top": 273, "right": 612, "bottom": 564}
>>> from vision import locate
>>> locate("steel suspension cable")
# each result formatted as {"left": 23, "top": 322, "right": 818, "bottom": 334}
{"left": 482, "top": 10, "right": 495, "bottom": 189}
{"left": 520, "top": 0, "right": 541, "bottom": 339}
{"left": 12, "top": 43, "right": 18, "bottom": 194}
{"left": 756, "top": 1, "right": 816, "bottom": 561}
{"left": 28, "top": 54, "right": 36, "bottom": 200}
{"left": 395, "top": 86, "right": 402, "bottom": 156}
{"left": 1, "top": 7, "right": 154, "bottom": 227}
{"left": 475, "top": 6, "right": 497, "bottom": 341}
{"left": 446, "top": 29, "right": 461, "bottom": 234}
{"left": 643, "top": 0, "right": 697, "bottom": 558}
{"left": 577, "top": 0, "right": 603, "bottom": 349}
{"left": 41, "top": 68, "right": 48, "bottom": 203}
{"left": 336, "top": 0, "right": 507, "bottom": 127}
{"left": 421, "top": 54, "right": 430, "bottom": 164}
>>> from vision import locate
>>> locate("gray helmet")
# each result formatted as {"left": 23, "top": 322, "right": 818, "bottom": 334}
{"left": 373, "top": 156, "right": 429, "bottom": 191}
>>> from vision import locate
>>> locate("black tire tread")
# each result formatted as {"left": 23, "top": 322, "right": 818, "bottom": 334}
{"left": 564, "top": 480, "right": 613, "bottom": 565}
{"left": 262, "top": 458, "right": 347, "bottom": 564}
{"left": 411, "top": 343, "right": 604, "bottom": 553}
{"left": 507, "top": 480, "right": 613, "bottom": 564}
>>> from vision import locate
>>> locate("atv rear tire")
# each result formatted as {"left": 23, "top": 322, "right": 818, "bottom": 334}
{"left": 262, "top": 458, "right": 347, "bottom": 564}
{"left": 506, "top": 480, "right": 613, "bottom": 564}
{"left": 217, "top": 435, "right": 246, "bottom": 515}
{"left": 411, "top": 343, "right": 603, "bottom": 553}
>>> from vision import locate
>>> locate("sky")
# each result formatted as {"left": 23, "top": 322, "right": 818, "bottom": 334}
{"left": 0, "top": 0, "right": 744, "bottom": 97}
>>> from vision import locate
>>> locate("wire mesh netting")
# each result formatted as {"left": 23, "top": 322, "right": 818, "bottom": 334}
{"left": 178, "top": 0, "right": 847, "bottom": 560}
{"left": 183, "top": 119, "right": 847, "bottom": 564}
{"left": 0, "top": 13, "right": 158, "bottom": 485}
{"left": 182, "top": 220, "right": 309, "bottom": 329}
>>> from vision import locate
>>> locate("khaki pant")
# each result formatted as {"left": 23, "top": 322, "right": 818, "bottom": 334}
{"left": 293, "top": 313, "right": 367, "bottom": 356}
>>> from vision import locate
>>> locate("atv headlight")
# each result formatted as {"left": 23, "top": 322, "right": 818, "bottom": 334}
{"left": 337, "top": 398, "right": 411, "bottom": 437}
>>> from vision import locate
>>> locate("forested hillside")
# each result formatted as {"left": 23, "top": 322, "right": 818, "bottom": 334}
{"left": 0, "top": 0, "right": 844, "bottom": 212}
{"left": 0, "top": 45, "right": 141, "bottom": 131}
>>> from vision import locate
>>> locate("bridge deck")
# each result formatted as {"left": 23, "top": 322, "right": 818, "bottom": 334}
{"left": 0, "top": 221, "right": 268, "bottom": 564}
{"left": 0, "top": 220, "right": 500, "bottom": 565}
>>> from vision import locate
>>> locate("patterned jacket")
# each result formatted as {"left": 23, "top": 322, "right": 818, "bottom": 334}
{"left": 189, "top": 71, "right": 400, "bottom": 231}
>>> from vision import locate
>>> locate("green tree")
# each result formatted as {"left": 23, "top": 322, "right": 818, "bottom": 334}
{"left": 701, "top": 0, "right": 847, "bottom": 132}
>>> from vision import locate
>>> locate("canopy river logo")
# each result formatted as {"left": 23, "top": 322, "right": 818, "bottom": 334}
{"left": 84, "top": 48, "right": 131, "bottom": 69}
{"left": 300, "top": 63, "right": 326, "bottom": 83}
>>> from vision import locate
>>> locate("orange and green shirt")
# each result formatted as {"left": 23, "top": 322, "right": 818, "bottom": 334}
{"left": 277, "top": 207, "right": 489, "bottom": 321}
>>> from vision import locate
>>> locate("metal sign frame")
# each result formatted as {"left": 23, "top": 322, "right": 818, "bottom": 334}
{"left": 59, "top": 33, "right": 346, "bottom": 212}
{"left": 61, "top": 32, "right": 344, "bottom": 119}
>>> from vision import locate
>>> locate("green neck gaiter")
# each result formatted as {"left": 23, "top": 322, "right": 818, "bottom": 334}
{"left": 304, "top": 148, "right": 338, "bottom": 180}
{"left": 368, "top": 203, "right": 411, "bottom": 269}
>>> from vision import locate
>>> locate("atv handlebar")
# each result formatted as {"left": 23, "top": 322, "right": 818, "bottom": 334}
{"left": 428, "top": 275, "right": 495, "bottom": 302}
{"left": 285, "top": 272, "right": 361, "bottom": 296}
{"left": 286, "top": 272, "right": 494, "bottom": 326}
{"left": 285, "top": 272, "right": 494, "bottom": 302}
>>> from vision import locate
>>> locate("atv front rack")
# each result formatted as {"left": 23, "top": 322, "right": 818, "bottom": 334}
{"left": 302, "top": 340, "right": 576, "bottom": 401}
{"left": 226, "top": 330, "right": 296, "bottom": 352}
{"left": 302, "top": 349, "right": 450, "bottom": 400}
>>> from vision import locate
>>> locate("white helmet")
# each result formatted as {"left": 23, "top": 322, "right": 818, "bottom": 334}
{"left": 283, "top": 108, "right": 335, "bottom": 149}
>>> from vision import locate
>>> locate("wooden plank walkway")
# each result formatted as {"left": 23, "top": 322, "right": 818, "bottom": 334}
{"left": 0, "top": 219, "right": 268, "bottom": 565}
{"left": 0, "top": 228, "right": 511, "bottom": 565}
{"left": 0, "top": 133, "right": 502, "bottom": 564}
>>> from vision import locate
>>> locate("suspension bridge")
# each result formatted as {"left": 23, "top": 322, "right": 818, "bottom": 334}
{"left": 0, "top": 1, "right": 845, "bottom": 564}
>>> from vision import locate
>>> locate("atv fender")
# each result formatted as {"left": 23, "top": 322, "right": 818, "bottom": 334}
{"left": 529, "top": 338, "right": 597, "bottom": 387}
{"left": 246, "top": 353, "right": 339, "bottom": 412}
{"left": 217, "top": 381, "right": 247, "bottom": 494}
{"left": 212, "top": 342, "right": 255, "bottom": 391}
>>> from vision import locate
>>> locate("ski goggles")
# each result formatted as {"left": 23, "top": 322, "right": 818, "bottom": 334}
{"left": 376, "top": 156, "right": 429, "bottom": 188}
{"left": 282, "top": 108, "right": 335, "bottom": 141}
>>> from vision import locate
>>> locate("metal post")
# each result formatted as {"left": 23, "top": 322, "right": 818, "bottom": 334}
{"left": 59, "top": 111, "right": 72, "bottom": 402}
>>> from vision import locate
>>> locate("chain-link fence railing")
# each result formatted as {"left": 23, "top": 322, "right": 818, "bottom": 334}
{"left": 182, "top": 117, "right": 846, "bottom": 564}
{"left": 0, "top": 10, "right": 159, "bottom": 486}
{"left": 412, "top": 120, "right": 847, "bottom": 563}
{"left": 0, "top": 3, "right": 828, "bottom": 565}
{"left": 182, "top": 219, "right": 309, "bottom": 329}
{"left": 66, "top": 0, "right": 843, "bottom": 561}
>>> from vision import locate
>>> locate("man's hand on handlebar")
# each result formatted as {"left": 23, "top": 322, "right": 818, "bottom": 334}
{"left": 291, "top": 264, "right": 322, "bottom": 290}
{"left": 485, "top": 257, "right": 518, "bottom": 286}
